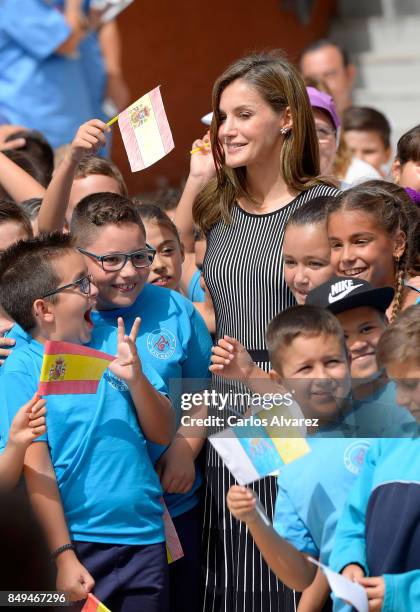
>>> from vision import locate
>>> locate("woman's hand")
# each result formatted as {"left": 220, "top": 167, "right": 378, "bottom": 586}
{"left": 210, "top": 335, "right": 255, "bottom": 380}
{"left": 189, "top": 132, "right": 216, "bottom": 184}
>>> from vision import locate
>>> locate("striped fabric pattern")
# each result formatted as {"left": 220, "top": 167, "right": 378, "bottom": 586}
{"left": 202, "top": 184, "right": 339, "bottom": 612}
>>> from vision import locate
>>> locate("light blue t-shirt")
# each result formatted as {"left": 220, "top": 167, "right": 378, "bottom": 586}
{"left": 0, "top": 336, "right": 167, "bottom": 545}
{"left": 187, "top": 269, "right": 205, "bottom": 303}
{"left": 274, "top": 438, "right": 372, "bottom": 563}
{"left": 0, "top": 0, "right": 94, "bottom": 147}
{"left": 90, "top": 283, "right": 213, "bottom": 517}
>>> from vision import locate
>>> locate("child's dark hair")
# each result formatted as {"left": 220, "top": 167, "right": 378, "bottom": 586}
{"left": 0, "top": 199, "right": 33, "bottom": 239}
{"left": 135, "top": 203, "right": 181, "bottom": 245}
{"left": 286, "top": 195, "right": 337, "bottom": 229}
{"left": 342, "top": 106, "right": 391, "bottom": 149}
{"left": 20, "top": 198, "right": 42, "bottom": 222}
{"left": 70, "top": 192, "right": 145, "bottom": 247}
{"left": 4, "top": 129, "right": 54, "bottom": 187}
{"left": 395, "top": 124, "right": 420, "bottom": 165}
{"left": 0, "top": 233, "right": 74, "bottom": 331}
{"left": 2, "top": 149, "right": 48, "bottom": 190}
{"left": 376, "top": 305, "right": 420, "bottom": 369}
{"left": 327, "top": 180, "right": 420, "bottom": 321}
{"left": 75, "top": 157, "right": 128, "bottom": 196}
{"left": 266, "top": 305, "right": 345, "bottom": 374}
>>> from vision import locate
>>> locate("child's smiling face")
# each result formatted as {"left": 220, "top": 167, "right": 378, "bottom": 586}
{"left": 328, "top": 209, "right": 405, "bottom": 288}
{"left": 81, "top": 223, "right": 150, "bottom": 311}
{"left": 336, "top": 306, "right": 387, "bottom": 380}
{"left": 276, "top": 332, "right": 352, "bottom": 424}
{"left": 145, "top": 220, "right": 184, "bottom": 291}
{"left": 283, "top": 223, "right": 333, "bottom": 304}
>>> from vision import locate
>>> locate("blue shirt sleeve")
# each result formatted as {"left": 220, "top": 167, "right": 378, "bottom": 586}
{"left": 180, "top": 307, "right": 212, "bottom": 381}
{"left": 274, "top": 478, "right": 319, "bottom": 558}
{"left": 383, "top": 570, "right": 420, "bottom": 612}
{"left": 0, "top": 368, "right": 45, "bottom": 443}
{"left": 0, "top": 0, "right": 71, "bottom": 60}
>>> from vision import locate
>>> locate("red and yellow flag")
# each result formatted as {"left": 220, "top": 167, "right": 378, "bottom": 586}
{"left": 39, "top": 341, "right": 114, "bottom": 395}
{"left": 82, "top": 593, "right": 111, "bottom": 612}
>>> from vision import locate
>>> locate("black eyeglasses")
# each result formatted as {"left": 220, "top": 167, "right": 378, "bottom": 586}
{"left": 78, "top": 246, "right": 156, "bottom": 272}
{"left": 42, "top": 274, "right": 93, "bottom": 299}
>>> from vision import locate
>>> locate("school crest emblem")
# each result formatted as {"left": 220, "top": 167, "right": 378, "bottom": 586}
{"left": 147, "top": 328, "right": 176, "bottom": 360}
{"left": 48, "top": 357, "right": 66, "bottom": 381}
{"left": 129, "top": 104, "right": 150, "bottom": 129}
{"left": 344, "top": 441, "right": 370, "bottom": 475}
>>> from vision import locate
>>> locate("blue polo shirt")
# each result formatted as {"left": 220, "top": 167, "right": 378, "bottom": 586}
{"left": 0, "top": 336, "right": 167, "bottom": 545}
{"left": 0, "top": 0, "right": 94, "bottom": 147}
{"left": 90, "top": 283, "right": 212, "bottom": 517}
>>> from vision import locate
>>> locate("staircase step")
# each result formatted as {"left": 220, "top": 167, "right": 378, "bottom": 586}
{"left": 338, "top": 0, "right": 420, "bottom": 19}
{"left": 331, "top": 16, "right": 420, "bottom": 55}
{"left": 354, "top": 53, "right": 420, "bottom": 91}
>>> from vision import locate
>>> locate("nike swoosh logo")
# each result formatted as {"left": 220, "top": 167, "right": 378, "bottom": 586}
{"left": 328, "top": 284, "right": 364, "bottom": 303}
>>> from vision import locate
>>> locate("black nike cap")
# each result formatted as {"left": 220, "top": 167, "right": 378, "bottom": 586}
{"left": 306, "top": 276, "right": 394, "bottom": 315}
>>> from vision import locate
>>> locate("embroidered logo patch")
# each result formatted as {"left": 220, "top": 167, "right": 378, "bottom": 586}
{"left": 344, "top": 441, "right": 370, "bottom": 475}
{"left": 147, "top": 328, "right": 176, "bottom": 360}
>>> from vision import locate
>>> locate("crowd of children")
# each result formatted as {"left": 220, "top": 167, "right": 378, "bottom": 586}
{"left": 0, "top": 46, "right": 419, "bottom": 612}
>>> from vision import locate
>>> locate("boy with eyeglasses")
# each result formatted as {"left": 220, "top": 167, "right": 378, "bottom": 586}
{"left": 0, "top": 233, "right": 175, "bottom": 610}
{"left": 16, "top": 119, "right": 213, "bottom": 612}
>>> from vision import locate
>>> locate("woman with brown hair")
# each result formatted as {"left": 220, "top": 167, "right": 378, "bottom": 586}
{"left": 176, "top": 50, "right": 338, "bottom": 612}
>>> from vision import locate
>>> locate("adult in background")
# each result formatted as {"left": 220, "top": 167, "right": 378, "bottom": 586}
{"left": 300, "top": 39, "right": 356, "bottom": 117}
{"left": 186, "top": 51, "right": 338, "bottom": 612}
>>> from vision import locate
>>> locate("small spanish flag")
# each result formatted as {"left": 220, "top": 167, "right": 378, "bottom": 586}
{"left": 82, "top": 593, "right": 111, "bottom": 612}
{"left": 110, "top": 86, "right": 174, "bottom": 172}
{"left": 39, "top": 341, "right": 114, "bottom": 395}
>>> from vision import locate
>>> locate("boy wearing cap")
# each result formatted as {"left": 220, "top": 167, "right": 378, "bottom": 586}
{"left": 306, "top": 276, "right": 414, "bottom": 436}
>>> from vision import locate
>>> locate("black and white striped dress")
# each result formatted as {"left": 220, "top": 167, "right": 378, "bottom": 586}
{"left": 201, "top": 184, "right": 338, "bottom": 612}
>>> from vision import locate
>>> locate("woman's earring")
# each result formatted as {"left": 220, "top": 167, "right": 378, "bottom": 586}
{"left": 280, "top": 127, "right": 290, "bottom": 135}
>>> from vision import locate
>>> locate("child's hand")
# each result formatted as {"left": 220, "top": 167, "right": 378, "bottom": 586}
{"left": 358, "top": 576, "right": 385, "bottom": 611}
{"left": 56, "top": 552, "right": 95, "bottom": 602}
{"left": 189, "top": 132, "right": 216, "bottom": 183}
{"left": 8, "top": 394, "right": 47, "bottom": 448}
{"left": 155, "top": 437, "right": 196, "bottom": 494}
{"left": 69, "top": 119, "right": 109, "bottom": 163}
{"left": 210, "top": 335, "right": 255, "bottom": 381}
{"left": 227, "top": 485, "right": 258, "bottom": 524}
{"left": 341, "top": 563, "right": 365, "bottom": 583}
{"left": 108, "top": 317, "right": 142, "bottom": 384}
{"left": 0, "top": 334, "right": 15, "bottom": 365}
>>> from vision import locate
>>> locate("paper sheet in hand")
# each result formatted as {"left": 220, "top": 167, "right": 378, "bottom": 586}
{"left": 118, "top": 87, "right": 174, "bottom": 172}
{"left": 308, "top": 558, "right": 368, "bottom": 612}
{"left": 101, "top": 0, "right": 134, "bottom": 23}
{"left": 209, "top": 402, "right": 311, "bottom": 484}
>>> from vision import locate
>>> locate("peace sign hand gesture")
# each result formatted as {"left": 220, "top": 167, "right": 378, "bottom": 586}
{"left": 108, "top": 317, "right": 142, "bottom": 384}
